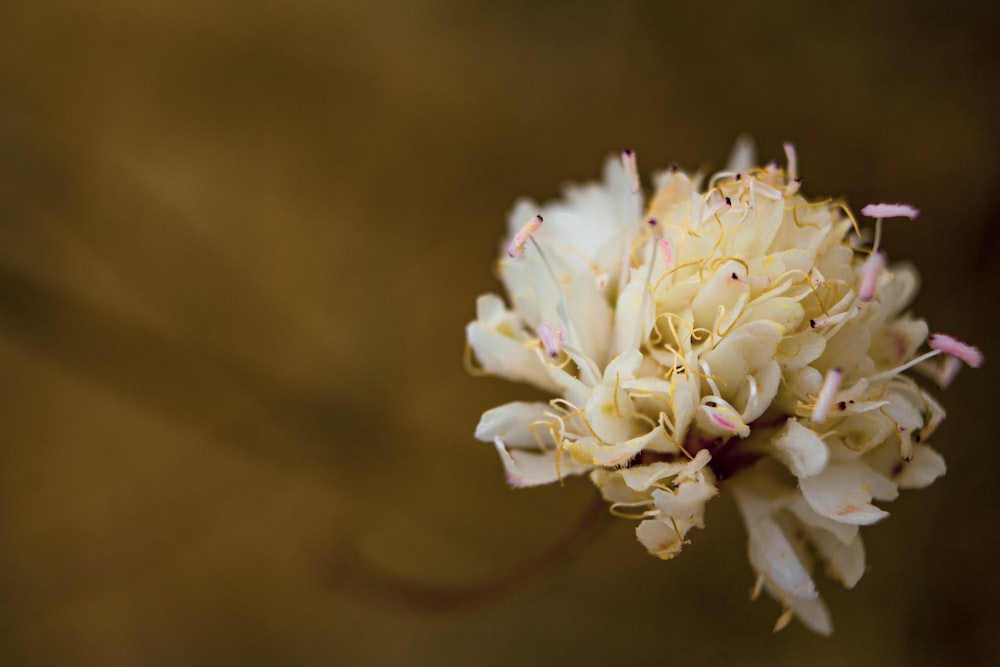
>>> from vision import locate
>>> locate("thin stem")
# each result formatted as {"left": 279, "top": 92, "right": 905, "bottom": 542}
{"left": 329, "top": 491, "right": 608, "bottom": 612}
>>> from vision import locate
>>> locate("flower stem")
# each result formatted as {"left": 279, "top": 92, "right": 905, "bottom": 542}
{"left": 329, "top": 491, "right": 608, "bottom": 612}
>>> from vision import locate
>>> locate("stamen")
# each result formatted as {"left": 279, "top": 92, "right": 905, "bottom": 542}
{"left": 859, "top": 251, "right": 885, "bottom": 302}
{"left": 860, "top": 203, "right": 920, "bottom": 220}
{"left": 622, "top": 149, "right": 640, "bottom": 194}
{"left": 506, "top": 215, "right": 543, "bottom": 259}
{"left": 929, "top": 333, "right": 984, "bottom": 368}
{"left": 867, "top": 349, "right": 942, "bottom": 384}
{"left": 810, "top": 306, "right": 859, "bottom": 329}
{"left": 537, "top": 322, "right": 565, "bottom": 358}
{"left": 783, "top": 142, "right": 798, "bottom": 182}
{"left": 732, "top": 272, "right": 771, "bottom": 289}
{"left": 774, "top": 607, "right": 795, "bottom": 633}
{"left": 812, "top": 367, "right": 843, "bottom": 424}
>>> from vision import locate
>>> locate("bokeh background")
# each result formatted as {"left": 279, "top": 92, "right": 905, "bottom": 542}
{"left": 1, "top": 1, "right": 998, "bottom": 665}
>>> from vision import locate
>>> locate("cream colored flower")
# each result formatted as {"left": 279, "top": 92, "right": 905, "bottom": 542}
{"left": 466, "top": 139, "right": 982, "bottom": 634}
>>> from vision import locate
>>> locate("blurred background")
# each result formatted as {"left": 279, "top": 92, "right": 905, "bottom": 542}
{"left": 0, "top": 1, "right": 997, "bottom": 664}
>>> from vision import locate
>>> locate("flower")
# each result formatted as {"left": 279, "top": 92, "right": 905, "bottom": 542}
{"left": 466, "top": 139, "right": 982, "bottom": 634}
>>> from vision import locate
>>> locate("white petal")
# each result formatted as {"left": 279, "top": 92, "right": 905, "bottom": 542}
{"left": 637, "top": 518, "right": 684, "bottom": 559}
{"left": 696, "top": 399, "right": 750, "bottom": 439}
{"left": 620, "top": 461, "right": 687, "bottom": 491}
{"left": 725, "top": 134, "right": 757, "bottom": 173}
{"left": 493, "top": 438, "right": 588, "bottom": 488}
{"left": 799, "top": 461, "right": 897, "bottom": 525}
{"left": 784, "top": 494, "right": 859, "bottom": 545}
{"left": 466, "top": 321, "right": 558, "bottom": 392}
{"left": 771, "top": 419, "right": 829, "bottom": 478}
{"left": 475, "top": 402, "right": 554, "bottom": 447}
{"left": 810, "top": 530, "right": 866, "bottom": 589}
{"left": 651, "top": 476, "right": 717, "bottom": 526}
{"left": 786, "top": 594, "right": 833, "bottom": 636}
{"left": 894, "top": 444, "right": 946, "bottom": 489}
{"left": 747, "top": 516, "right": 819, "bottom": 600}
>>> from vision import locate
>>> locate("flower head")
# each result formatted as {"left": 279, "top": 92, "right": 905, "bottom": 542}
{"left": 466, "top": 141, "right": 981, "bottom": 634}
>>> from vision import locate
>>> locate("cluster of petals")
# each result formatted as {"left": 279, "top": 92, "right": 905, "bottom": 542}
{"left": 467, "top": 139, "right": 981, "bottom": 634}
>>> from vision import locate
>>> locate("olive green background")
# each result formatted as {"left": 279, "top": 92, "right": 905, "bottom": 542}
{"left": 1, "top": 1, "right": 997, "bottom": 665}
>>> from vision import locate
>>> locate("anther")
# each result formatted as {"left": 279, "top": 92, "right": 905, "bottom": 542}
{"left": 538, "top": 322, "right": 565, "bottom": 358}
{"left": 929, "top": 333, "right": 984, "bottom": 368}
{"left": 812, "top": 367, "right": 843, "bottom": 424}
{"left": 860, "top": 203, "right": 920, "bottom": 220}
{"left": 506, "top": 215, "right": 543, "bottom": 259}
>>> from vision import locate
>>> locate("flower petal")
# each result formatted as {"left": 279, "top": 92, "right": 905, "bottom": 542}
{"left": 493, "top": 438, "right": 588, "bottom": 488}
{"left": 771, "top": 419, "right": 829, "bottom": 478}
{"left": 475, "top": 401, "right": 555, "bottom": 447}
{"left": 799, "top": 461, "right": 897, "bottom": 525}
{"left": 894, "top": 444, "right": 946, "bottom": 489}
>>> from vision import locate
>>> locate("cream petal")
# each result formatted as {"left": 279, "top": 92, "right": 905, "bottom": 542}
{"left": 725, "top": 134, "right": 757, "bottom": 173}
{"left": 776, "top": 331, "right": 826, "bottom": 371}
{"left": 584, "top": 384, "right": 635, "bottom": 446}
{"left": 620, "top": 461, "right": 687, "bottom": 491}
{"left": 696, "top": 399, "right": 751, "bottom": 439}
{"left": 810, "top": 530, "right": 866, "bottom": 589}
{"left": 467, "top": 321, "right": 559, "bottom": 392}
{"left": 747, "top": 516, "right": 819, "bottom": 601}
{"left": 740, "top": 360, "right": 781, "bottom": 424}
{"left": 612, "top": 274, "right": 654, "bottom": 357}
{"left": 493, "top": 438, "right": 588, "bottom": 488}
{"left": 590, "top": 469, "right": 651, "bottom": 505}
{"left": 650, "top": 476, "right": 717, "bottom": 526}
{"left": 636, "top": 518, "right": 684, "bottom": 559}
{"left": 894, "top": 444, "right": 946, "bottom": 489}
{"left": 799, "top": 461, "right": 897, "bottom": 525}
{"left": 771, "top": 419, "right": 829, "bottom": 478}
{"left": 784, "top": 494, "right": 859, "bottom": 545}
{"left": 785, "top": 593, "right": 833, "bottom": 637}
{"left": 475, "top": 402, "right": 556, "bottom": 447}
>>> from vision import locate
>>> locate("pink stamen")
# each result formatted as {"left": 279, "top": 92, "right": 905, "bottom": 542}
{"left": 859, "top": 251, "right": 885, "bottom": 302}
{"left": 506, "top": 215, "right": 543, "bottom": 259}
{"left": 812, "top": 367, "right": 843, "bottom": 424}
{"left": 622, "top": 149, "right": 640, "bottom": 194}
{"left": 537, "top": 322, "right": 565, "bottom": 358}
{"left": 929, "top": 333, "right": 984, "bottom": 368}
{"left": 860, "top": 203, "right": 920, "bottom": 220}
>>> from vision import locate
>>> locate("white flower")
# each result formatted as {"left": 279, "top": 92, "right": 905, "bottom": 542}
{"left": 466, "top": 139, "right": 982, "bottom": 634}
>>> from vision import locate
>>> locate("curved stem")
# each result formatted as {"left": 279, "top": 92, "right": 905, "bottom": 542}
{"left": 330, "top": 491, "right": 608, "bottom": 612}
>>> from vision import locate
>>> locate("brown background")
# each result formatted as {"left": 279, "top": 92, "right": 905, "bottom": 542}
{"left": 1, "top": 1, "right": 998, "bottom": 665}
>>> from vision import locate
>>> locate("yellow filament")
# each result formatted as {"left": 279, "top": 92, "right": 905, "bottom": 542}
{"left": 463, "top": 341, "right": 489, "bottom": 376}
{"left": 833, "top": 199, "right": 863, "bottom": 238}
{"left": 609, "top": 503, "right": 658, "bottom": 520}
